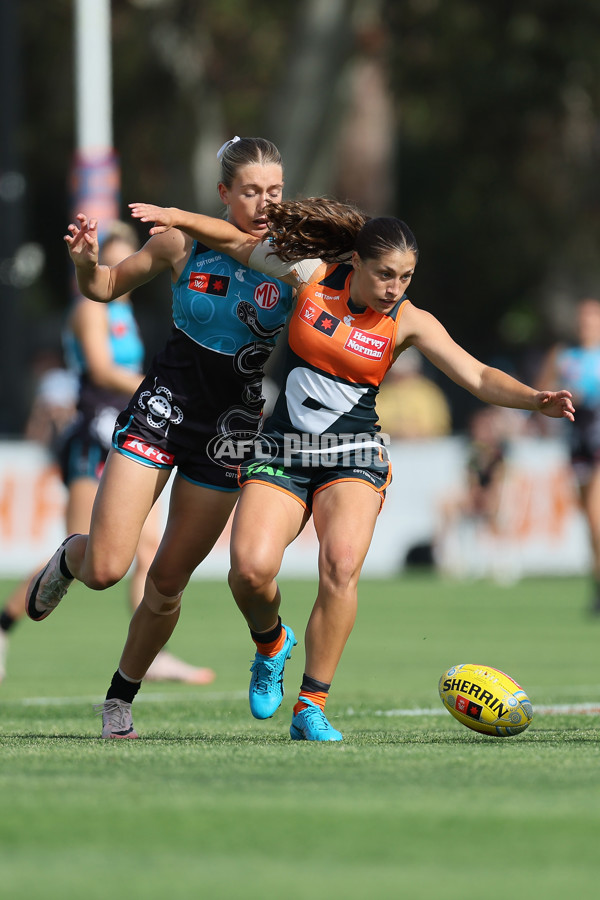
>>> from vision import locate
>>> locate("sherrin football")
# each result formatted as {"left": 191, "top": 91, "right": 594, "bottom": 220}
{"left": 439, "top": 663, "right": 533, "bottom": 736}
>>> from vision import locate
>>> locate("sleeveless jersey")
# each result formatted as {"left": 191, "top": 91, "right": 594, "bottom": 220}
{"left": 555, "top": 345, "right": 600, "bottom": 408}
{"left": 555, "top": 344, "right": 600, "bottom": 468}
{"left": 268, "top": 263, "right": 407, "bottom": 437}
{"left": 114, "top": 242, "right": 295, "bottom": 458}
{"left": 57, "top": 300, "right": 145, "bottom": 483}
{"left": 64, "top": 299, "right": 144, "bottom": 423}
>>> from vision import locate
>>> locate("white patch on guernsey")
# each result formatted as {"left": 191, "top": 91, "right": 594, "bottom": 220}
{"left": 285, "top": 367, "right": 369, "bottom": 434}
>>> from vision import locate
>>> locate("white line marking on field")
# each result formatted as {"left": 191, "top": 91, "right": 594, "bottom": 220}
{"left": 2, "top": 690, "right": 246, "bottom": 707}
{"left": 349, "top": 702, "right": 600, "bottom": 717}
{"left": 3, "top": 696, "right": 600, "bottom": 716}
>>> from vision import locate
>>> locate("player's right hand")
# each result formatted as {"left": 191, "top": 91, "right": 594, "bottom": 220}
{"left": 64, "top": 213, "right": 99, "bottom": 267}
{"left": 129, "top": 203, "right": 174, "bottom": 235}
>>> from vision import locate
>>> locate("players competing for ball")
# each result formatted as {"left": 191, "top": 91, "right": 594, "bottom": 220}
{"left": 27, "top": 187, "right": 575, "bottom": 742}
{"left": 121, "top": 196, "right": 573, "bottom": 742}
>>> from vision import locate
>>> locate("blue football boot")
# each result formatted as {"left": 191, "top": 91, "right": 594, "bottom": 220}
{"left": 249, "top": 624, "right": 297, "bottom": 719}
{"left": 289, "top": 697, "right": 343, "bottom": 741}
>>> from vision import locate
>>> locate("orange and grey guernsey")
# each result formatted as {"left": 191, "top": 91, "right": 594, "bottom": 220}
{"left": 267, "top": 262, "right": 408, "bottom": 438}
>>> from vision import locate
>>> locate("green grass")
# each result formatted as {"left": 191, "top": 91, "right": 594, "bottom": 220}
{"left": 1, "top": 574, "right": 599, "bottom": 899}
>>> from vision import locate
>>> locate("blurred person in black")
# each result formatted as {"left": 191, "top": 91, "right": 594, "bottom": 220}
{"left": 537, "top": 297, "right": 600, "bottom": 613}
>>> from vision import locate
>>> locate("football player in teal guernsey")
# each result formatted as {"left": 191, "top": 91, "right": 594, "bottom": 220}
{"left": 25, "top": 138, "right": 295, "bottom": 738}
{"left": 538, "top": 297, "right": 600, "bottom": 613}
{"left": 0, "top": 224, "right": 213, "bottom": 688}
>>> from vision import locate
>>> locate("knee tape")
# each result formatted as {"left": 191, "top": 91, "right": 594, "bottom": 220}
{"left": 142, "top": 588, "right": 183, "bottom": 616}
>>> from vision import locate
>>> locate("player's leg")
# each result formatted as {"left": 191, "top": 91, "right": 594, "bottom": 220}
{"left": 133, "top": 500, "right": 216, "bottom": 685}
{"left": 579, "top": 463, "right": 600, "bottom": 612}
{"left": 228, "top": 483, "right": 308, "bottom": 719}
{"left": 26, "top": 450, "right": 170, "bottom": 620}
{"left": 114, "top": 477, "right": 238, "bottom": 681}
{"left": 0, "top": 580, "right": 29, "bottom": 683}
{"left": 126, "top": 501, "right": 161, "bottom": 610}
{"left": 1, "top": 473, "right": 100, "bottom": 677}
{"left": 99, "top": 477, "right": 237, "bottom": 738}
{"left": 290, "top": 481, "right": 380, "bottom": 742}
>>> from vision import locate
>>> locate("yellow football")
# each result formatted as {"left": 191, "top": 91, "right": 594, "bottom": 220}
{"left": 439, "top": 663, "right": 533, "bottom": 736}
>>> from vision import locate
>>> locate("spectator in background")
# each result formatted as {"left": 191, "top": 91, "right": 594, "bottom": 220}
{"left": 434, "top": 406, "right": 511, "bottom": 580}
{"left": 537, "top": 297, "right": 600, "bottom": 613}
{"left": 0, "top": 223, "right": 214, "bottom": 686}
{"left": 434, "top": 405, "right": 533, "bottom": 582}
{"left": 376, "top": 345, "right": 452, "bottom": 439}
{"left": 23, "top": 352, "right": 78, "bottom": 447}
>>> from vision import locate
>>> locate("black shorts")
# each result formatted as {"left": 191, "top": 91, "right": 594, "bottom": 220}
{"left": 569, "top": 407, "right": 600, "bottom": 485}
{"left": 111, "top": 337, "right": 251, "bottom": 492}
{"left": 56, "top": 405, "right": 121, "bottom": 486}
{"left": 112, "top": 411, "right": 240, "bottom": 491}
{"left": 237, "top": 432, "right": 392, "bottom": 512}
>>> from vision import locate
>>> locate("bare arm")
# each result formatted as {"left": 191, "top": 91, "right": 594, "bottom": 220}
{"left": 64, "top": 213, "right": 185, "bottom": 302}
{"left": 129, "top": 203, "right": 259, "bottom": 266}
{"left": 129, "top": 202, "right": 328, "bottom": 289}
{"left": 70, "top": 299, "right": 143, "bottom": 395}
{"left": 398, "top": 302, "right": 575, "bottom": 421}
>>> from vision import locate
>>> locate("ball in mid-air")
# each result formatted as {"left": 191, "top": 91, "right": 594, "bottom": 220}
{"left": 439, "top": 663, "right": 533, "bottom": 736}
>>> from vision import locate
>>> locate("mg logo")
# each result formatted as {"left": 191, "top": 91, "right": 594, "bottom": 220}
{"left": 254, "top": 281, "right": 280, "bottom": 310}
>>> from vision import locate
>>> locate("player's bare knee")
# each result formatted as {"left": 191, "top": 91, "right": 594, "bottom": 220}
{"left": 319, "top": 551, "right": 359, "bottom": 594}
{"left": 229, "top": 557, "right": 276, "bottom": 595}
{"left": 83, "top": 564, "right": 124, "bottom": 591}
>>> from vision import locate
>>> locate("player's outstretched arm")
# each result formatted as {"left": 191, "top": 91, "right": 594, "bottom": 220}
{"left": 64, "top": 212, "right": 174, "bottom": 303}
{"left": 129, "top": 202, "right": 258, "bottom": 265}
{"left": 401, "top": 303, "right": 576, "bottom": 422}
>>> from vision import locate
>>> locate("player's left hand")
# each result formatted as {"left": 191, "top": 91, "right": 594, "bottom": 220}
{"left": 535, "top": 390, "right": 575, "bottom": 421}
{"left": 129, "top": 203, "right": 175, "bottom": 235}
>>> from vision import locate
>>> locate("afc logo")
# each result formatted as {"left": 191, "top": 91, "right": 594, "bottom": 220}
{"left": 254, "top": 281, "right": 280, "bottom": 310}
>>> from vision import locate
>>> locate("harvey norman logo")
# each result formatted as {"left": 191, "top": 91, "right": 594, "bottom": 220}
{"left": 344, "top": 328, "right": 390, "bottom": 360}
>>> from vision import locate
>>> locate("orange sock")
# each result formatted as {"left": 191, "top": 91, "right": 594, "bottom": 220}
{"left": 253, "top": 626, "right": 287, "bottom": 658}
{"left": 294, "top": 690, "right": 328, "bottom": 716}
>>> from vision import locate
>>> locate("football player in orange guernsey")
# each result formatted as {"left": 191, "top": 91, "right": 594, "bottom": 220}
{"left": 130, "top": 197, "right": 575, "bottom": 741}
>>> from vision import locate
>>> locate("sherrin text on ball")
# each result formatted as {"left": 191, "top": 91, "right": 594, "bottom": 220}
{"left": 439, "top": 663, "right": 533, "bottom": 736}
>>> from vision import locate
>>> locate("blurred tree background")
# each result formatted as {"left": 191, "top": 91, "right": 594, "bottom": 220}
{"left": 1, "top": 0, "right": 600, "bottom": 434}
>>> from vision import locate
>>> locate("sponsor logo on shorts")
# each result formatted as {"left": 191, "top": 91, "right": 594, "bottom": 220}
{"left": 254, "top": 281, "right": 280, "bottom": 309}
{"left": 298, "top": 298, "right": 340, "bottom": 336}
{"left": 188, "top": 272, "right": 230, "bottom": 296}
{"left": 344, "top": 328, "right": 390, "bottom": 360}
{"left": 122, "top": 437, "right": 175, "bottom": 466}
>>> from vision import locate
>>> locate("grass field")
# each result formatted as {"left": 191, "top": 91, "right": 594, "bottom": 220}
{"left": 1, "top": 572, "right": 599, "bottom": 899}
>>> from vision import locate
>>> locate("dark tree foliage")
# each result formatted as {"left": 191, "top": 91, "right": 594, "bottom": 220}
{"left": 385, "top": 0, "right": 600, "bottom": 373}
{"left": 7, "top": 0, "right": 600, "bottom": 432}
